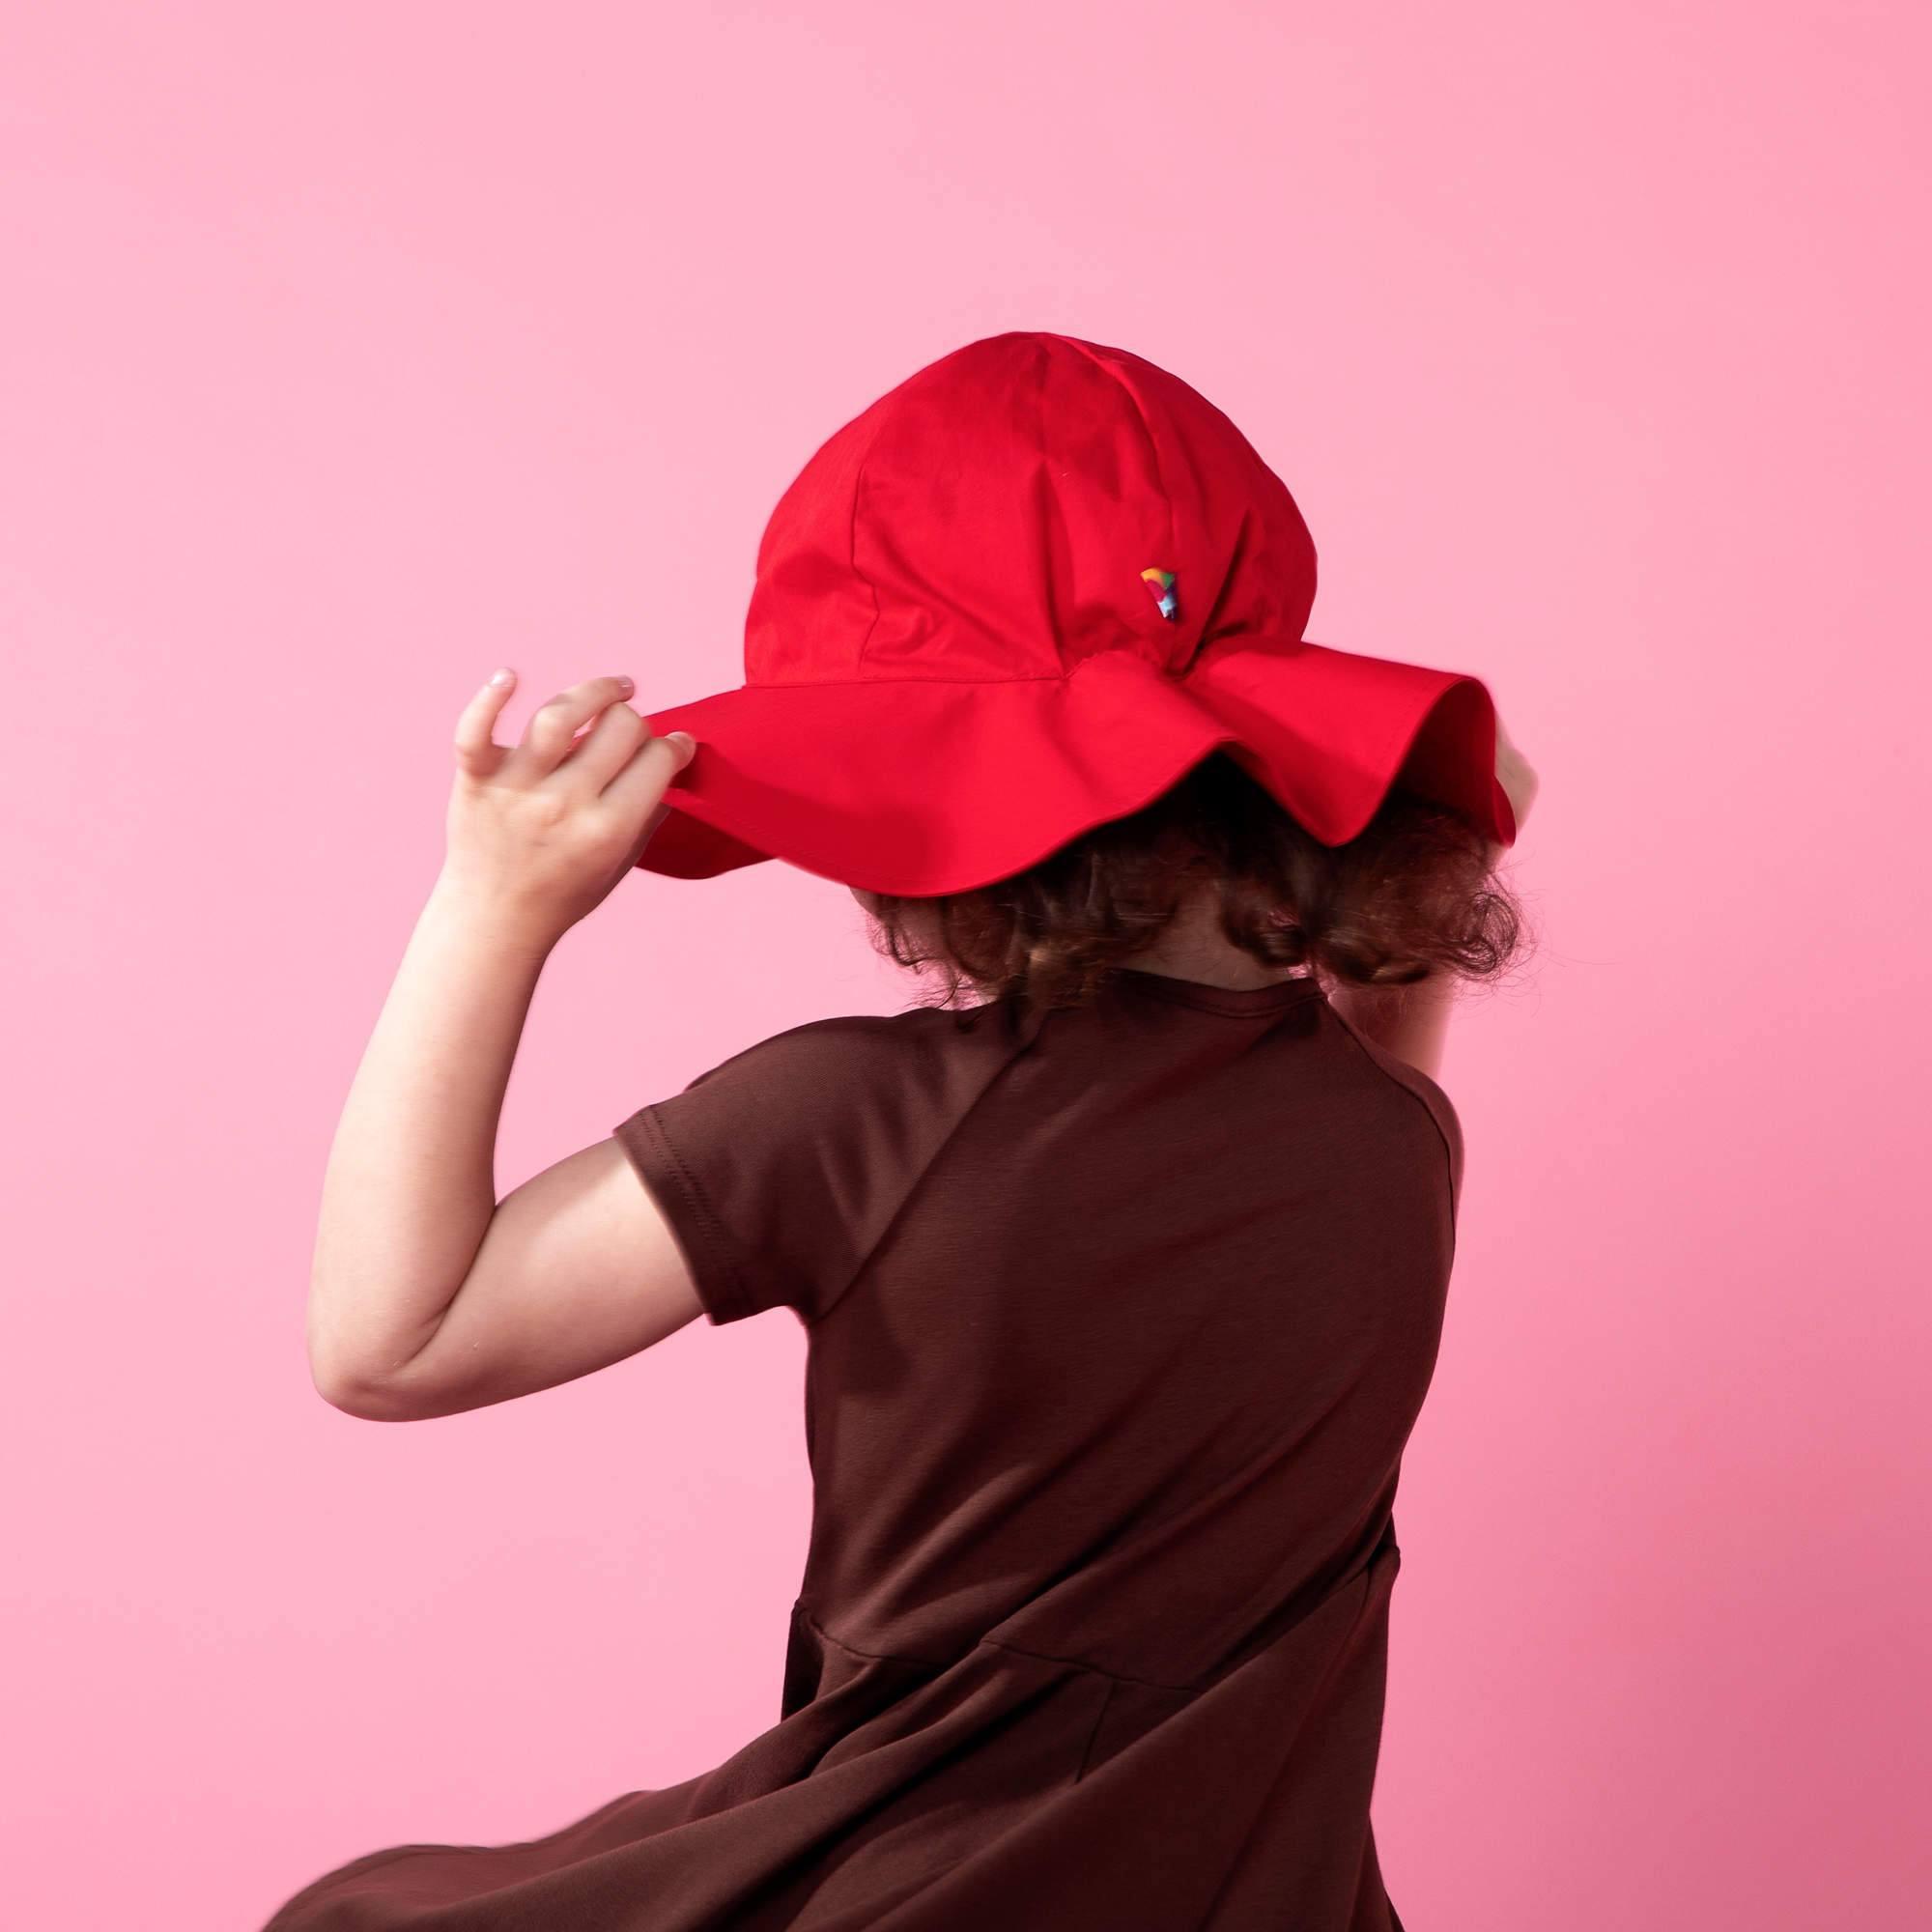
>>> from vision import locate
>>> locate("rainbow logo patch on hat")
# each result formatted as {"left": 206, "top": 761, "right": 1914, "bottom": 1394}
{"left": 1141, "top": 567, "right": 1179, "bottom": 622}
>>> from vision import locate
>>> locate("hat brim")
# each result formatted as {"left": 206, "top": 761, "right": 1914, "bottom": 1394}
{"left": 637, "top": 637, "right": 1515, "bottom": 896}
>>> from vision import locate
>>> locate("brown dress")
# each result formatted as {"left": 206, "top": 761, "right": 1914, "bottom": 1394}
{"left": 263, "top": 966, "right": 1460, "bottom": 1930}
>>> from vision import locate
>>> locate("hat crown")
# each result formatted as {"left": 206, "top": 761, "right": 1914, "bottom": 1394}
{"left": 744, "top": 332, "right": 1318, "bottom": 688}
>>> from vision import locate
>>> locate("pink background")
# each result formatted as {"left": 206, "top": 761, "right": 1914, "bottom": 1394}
{"left": 5, "top": 4, "right": 1927, "bottom": 1924}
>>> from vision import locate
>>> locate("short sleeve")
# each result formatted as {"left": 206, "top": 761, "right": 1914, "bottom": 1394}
{"left": 1321, "top": 1005, "right": 1465, "bottom": 1230}
{"left": 611, "top": 1015, "right": 929, "bottom": 1327}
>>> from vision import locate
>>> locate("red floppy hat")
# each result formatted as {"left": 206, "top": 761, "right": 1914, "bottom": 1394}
{"left": 638, "top": 330, "right": 1516, "bottom": 897}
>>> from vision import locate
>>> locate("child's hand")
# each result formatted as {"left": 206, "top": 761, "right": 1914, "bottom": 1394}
{"left": 439, "top": 668, "right": 696, "bottom": 943}
{"left": 1493, "top": 709, "right": 1539, "bottom": 841}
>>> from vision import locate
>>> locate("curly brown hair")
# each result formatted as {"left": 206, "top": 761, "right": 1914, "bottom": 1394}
{"left": 856, "top": 749, "right": 1532, "bottom": 1014}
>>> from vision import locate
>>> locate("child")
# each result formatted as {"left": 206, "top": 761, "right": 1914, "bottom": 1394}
{"left": 270, "top": 332, "right": 1538, "bottom": 1930}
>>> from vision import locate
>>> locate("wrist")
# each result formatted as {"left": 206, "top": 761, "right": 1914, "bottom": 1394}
{"left": 423, "top": 869, "right": 563, "bottom": 963}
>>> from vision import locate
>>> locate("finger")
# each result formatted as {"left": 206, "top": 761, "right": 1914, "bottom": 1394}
{"left": 553, "top": 697, "right": 650, "bottom": 794}
{"left": 453, "top": 668, "right": 519, "bottom": 777}
{"left": 600, "top": 728, "right": 696, "bottom": 838}
{"left": 503, "top": 674, "right": 638, "bottom": 782}
{"left": 620, "top": 777, "right": 692, "bottom": 870}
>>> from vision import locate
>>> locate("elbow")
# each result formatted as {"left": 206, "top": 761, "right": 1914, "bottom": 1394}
{"left": 306, "top": 1296, "right": 443, "bottom": 1420}
{"left": 308, "top": 1353, "right": 422, "bottom": 1422}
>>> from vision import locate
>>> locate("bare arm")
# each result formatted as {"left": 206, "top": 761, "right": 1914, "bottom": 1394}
{"left": 1325, "top": 824, "right": 1520, "bottom": 1083}
{"left": 306, "top": 668, "right": 703, "bottom": 1418}
{"left": 1337, "top": 713, "right": 1539, "bottom": 1081}
{"left": 304, "top": 880, "right": 548, "bottom": 1401}
{"left": 1326, "top": 969, "right": 1461, "bottom": 1086}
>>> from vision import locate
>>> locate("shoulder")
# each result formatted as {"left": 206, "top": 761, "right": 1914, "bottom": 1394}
{"left": 613, "top": 1003, "right": 1001, "bottom": 1328}
{"left": 678, "top": 1002, "right": 984, "bottom": 1098}
{"left": 668, "top": 1002, "right": 1025, "bottom": 1149}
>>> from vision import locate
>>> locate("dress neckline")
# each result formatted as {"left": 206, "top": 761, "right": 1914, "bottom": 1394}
{"left": 1105, "top": 965, "right": 1328, "bottom": 1018}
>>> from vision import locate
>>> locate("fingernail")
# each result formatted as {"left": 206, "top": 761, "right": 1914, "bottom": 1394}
{"left": 488, "top": 668, "right": 515, "bottom": 686}
{"left": 616, "top": 675, "right": 634, "bottom": 692}
{"left": 668, "top": 731, "right": 696, "bottom": 756}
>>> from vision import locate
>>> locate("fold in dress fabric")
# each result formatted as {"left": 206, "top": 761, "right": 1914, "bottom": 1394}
{"left": 263, "top": 965, "right": 1458, "bottom": 1929}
